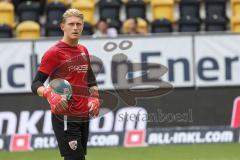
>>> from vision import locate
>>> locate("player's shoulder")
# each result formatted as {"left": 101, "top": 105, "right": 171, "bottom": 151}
{"left": 78, "top": 44, "right": 89, "bottom": 55}
{"left": 43, "top": 42, "right": 62, "bottom": 57}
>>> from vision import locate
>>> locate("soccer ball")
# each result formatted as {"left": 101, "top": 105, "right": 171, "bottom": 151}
{"left": 49, "top": 78, "right": 72, "bottom": 100}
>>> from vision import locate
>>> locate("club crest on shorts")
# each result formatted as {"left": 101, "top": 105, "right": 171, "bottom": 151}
{"left": 69, "top": 140, "right": 78, "bottom": 150}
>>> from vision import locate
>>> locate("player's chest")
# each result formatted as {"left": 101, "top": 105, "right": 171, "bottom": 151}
{"left": 58, "top": 50, "right": 89, "bottom": 74}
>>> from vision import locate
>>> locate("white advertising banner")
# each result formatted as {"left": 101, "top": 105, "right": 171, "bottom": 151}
{"left": 34, "top": 36, "right": 194, "bottom": 89}
{"left": 0, "top": 41, "right": 32, "bottom": 93}
{"left": 195, "top": 35, "right": 240, "bottom": 87}
{"left": 2, "top": 34, "right": 240, "bottom": 93}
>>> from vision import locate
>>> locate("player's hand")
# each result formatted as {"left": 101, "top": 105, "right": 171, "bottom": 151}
{"left": 43, "top": 87, "right": 68, "bottom": 114}
{"left": 88, "top": 97, "right": 100, "bottom": 118}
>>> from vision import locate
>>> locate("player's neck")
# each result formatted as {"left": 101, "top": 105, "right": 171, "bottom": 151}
{"left": 61, "top": 37, "right": 78, "bottom": 47}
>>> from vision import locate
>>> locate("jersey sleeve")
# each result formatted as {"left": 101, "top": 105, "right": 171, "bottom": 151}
{"left": 82, "top": 46, "right": 98, "bottom": 87}
{"left": 88, "top": 66, "right": 97, "bottom": 87}
{"left": 38, "top": 48, "right": 60, "bottom": 75}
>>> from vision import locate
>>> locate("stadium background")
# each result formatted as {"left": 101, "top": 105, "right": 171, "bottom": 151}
{"left": 1, "top": 0, "right": 240, "bottom": 160}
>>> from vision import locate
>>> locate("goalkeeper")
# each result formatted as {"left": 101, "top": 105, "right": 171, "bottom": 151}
{"left": 31, "top": 9, "right": 100, "bottom": 160}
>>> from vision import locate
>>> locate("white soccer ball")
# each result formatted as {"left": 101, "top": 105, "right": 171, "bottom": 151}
{"left": 49, "top": 78, "right": 72, "bottom": 100}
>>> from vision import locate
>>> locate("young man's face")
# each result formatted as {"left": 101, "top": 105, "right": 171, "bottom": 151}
{"left": 61, "top": 16, "right": 84, "bottom": 40}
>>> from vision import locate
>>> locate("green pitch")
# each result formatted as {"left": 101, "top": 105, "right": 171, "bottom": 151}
{"left": 0, "top": 143, "right": 240, "bottom": 160}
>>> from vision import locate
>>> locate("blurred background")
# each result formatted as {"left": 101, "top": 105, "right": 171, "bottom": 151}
{"left": 1, "top": 0, "right": 240, "bottom": 160}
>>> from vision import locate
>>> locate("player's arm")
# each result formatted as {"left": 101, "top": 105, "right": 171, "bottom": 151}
{"left": 31, "top": 71, "right": 68, "bottom": 114}
{"left": 31, "top": 71, "right": 48, "bottom": 96}
{"left": 87, "top": 67, "right": 100, "bottom": 117}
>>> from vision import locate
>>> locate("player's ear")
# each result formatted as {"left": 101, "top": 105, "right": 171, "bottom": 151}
{"left": 60, "top": 23, "right": 64, "bottom": 31}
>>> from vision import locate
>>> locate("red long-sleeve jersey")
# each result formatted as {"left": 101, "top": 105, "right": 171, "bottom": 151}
{"left": 38, "top": 40, "right": 96, "bottom": 118}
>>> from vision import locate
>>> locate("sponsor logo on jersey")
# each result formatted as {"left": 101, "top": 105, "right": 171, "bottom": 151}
{"left": 68, "top": 65, "right": 88, "bottom": 73}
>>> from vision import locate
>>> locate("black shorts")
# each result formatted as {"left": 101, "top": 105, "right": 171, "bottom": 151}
{"left": 52, "top": 114, "right": 89, "bottom": 159}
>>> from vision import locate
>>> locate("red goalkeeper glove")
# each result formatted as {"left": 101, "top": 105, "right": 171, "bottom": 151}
{"left": 88, "top": 97, "right": 100, "bottom": 117}
{"left": 43, "top": 87, "right": 68, "bottom": 114}
{"left": 88, "top": 87, "right": 100, "bottom": 118}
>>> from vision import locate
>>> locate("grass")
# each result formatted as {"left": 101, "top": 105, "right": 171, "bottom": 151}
{"left": 0, "top": 143, "right": 240, "bottom": 160}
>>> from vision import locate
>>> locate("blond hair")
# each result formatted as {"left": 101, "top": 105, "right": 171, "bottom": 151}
{"left": 62, "top": 8, "right": 84, "bottom": 23}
